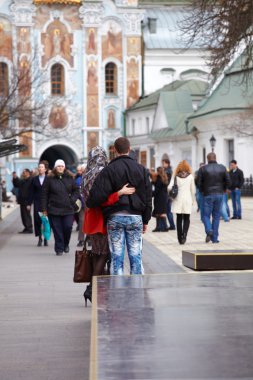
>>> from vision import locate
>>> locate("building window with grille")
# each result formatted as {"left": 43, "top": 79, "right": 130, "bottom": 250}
{"left": 51, "top": 64, "right": 65, "bottom": 96}
{"left": 0, "top": 63, "right": 9, "bottom": 97}
{"left": 105, "top": 62, "right": 117, "bottom": 95}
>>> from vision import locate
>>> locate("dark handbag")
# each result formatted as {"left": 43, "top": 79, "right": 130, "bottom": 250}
{"left": 73, "top": 239, "right": 93, "bottom": 283}
{"left": 169, "top": 176, "right": 178, "bottom": 199}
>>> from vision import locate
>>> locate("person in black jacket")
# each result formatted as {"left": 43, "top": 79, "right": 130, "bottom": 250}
{"left": 87, "top": 137, "right": 152, "bottom": 275}
{"left": 229, "top": 160, "right": 244, "bottom": 219}
{"left": 41, "top": 159, "right": 79, "bottom": 256}
{"left": 30, "top": 160, "right": 48, "bottom": 247}
{"left": 151, "top": 167, "right": 169, "bottom": 232}
{"left": 12, "top": 169, "right": 33, "bottom": 234}
{"left": 162, "top": 158, "right": 176, "bottom": 230}
{"left": 198, "top": 152, "right": 231, "bottom": 243}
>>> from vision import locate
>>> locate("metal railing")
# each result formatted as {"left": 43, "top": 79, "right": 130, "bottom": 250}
{"left": 241, "top": 175, "right": 253, "bottom": 196}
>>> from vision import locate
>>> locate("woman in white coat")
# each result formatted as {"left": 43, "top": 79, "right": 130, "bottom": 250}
{"left": 168, "top": 160, "right": 196, "bottom": 244}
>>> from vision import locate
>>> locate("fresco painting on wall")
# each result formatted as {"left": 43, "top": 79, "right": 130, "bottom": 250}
{"left": 87, "top": 95, "right": 99, "bottom": 127}
{"left": 87, "top": 131, "right": 99, "bottom": 153}
{"left": 0, "top": 19, "right": 12, "bottom": 60}
{"left": 127, "top": 37, "right": 141, "bottom": 56}
{"left": 127, "top": 58, "right": 139, "bottom": 108}
{"left": 19, "top": 57, "right": 31, "bottom": 97}
{"left": 87, "top": 61, "right": 98, "bottom": 95}
{"left": 17, "top": 28, "right": 31, "bottom": 54}
{"left": 107, "top": 109, "right": 116, "bottom": 129}
{"left": 49, "top": 106, "right": 68, "bottom": 129}
{"left": 86, "top": 28, "right": 97, "bottom": 55}
{"left": 41, "top": 20, "right": 73, "bottom": 67}
{"left": 102, "top": 20, "right": 122, "bottom": 61}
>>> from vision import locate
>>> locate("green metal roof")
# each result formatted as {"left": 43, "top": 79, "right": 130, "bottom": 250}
{"left": 189, "top": 54, "right": 253, "bottom": 120}
{"left": 127, "top": 79, "right": 209, "bottom": 111}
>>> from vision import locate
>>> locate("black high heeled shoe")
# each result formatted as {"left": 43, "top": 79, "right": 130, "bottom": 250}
{"left": 83, "top": 285, "right": 92, "bottom": 307}
{"left": 37, "top": 237, "right": 42, "bottom": 247}
{"left": 44, "top": 239, "right": 48, "bottom": 246}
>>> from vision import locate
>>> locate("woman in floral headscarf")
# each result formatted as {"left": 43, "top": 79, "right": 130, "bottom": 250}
{"left": 82, "top": 146, "right": 135, "bottom": 305}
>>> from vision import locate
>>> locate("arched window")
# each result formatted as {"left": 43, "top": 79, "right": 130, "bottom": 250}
{"left": 105, "top": 62, "right": 117, "bottom": 95}
{"left": 0, "top": 63, "right": 9, "bottom": 97}
{"left": 51, "top": 64, "right": 65, "bottom": 96}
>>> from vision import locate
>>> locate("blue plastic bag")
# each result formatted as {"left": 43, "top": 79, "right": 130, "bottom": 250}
{"left": 39, "top": 213, "right": 51, "bottom": 241}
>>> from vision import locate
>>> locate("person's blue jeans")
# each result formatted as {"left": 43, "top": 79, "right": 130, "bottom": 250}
{"left": 196, "top": 189, "right": 204, "bottom": 223}
{"left": 107, "top": 215, "right": 143, "bottom": 275}
{"left": 230, "top": 189, "right": 242, "bottom": 218}
{"left": 220, "top": 193, "right": 230, "bottom": 222}
{"left": 166, "top": 199, "right": 175, "bottom": 229}
{"left": 203, "top": 194, "right": 223, "bottom": 242}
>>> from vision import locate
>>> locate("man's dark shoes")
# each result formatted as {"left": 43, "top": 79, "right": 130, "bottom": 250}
{"left": 152, "top": 228, "right": 161, "bottom": 232}
{"left": 19, "top": 229, "right": 33, "bottom": 234}
{"left": 168, "top": 227, "right": 176, "bottom": 231}
{"left": 77, "top": 241, "right": 84, "bottom": 247}
{"left": 231, "top": 216, "right": 237, "bottom": 220}
{"left": 56, "top": 251, "right": 63, "bottom": 256}
{"left": 205, "top": 231, "right": 213, "bottom": 243}
{"left": 64, "top": 246, "right": 70, "bottom": 253}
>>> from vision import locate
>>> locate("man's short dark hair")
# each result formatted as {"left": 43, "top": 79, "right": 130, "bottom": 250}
{"left": 207, "top": 152, "right": 216, "bottom": 162}
{"left": 230, "top": 159, "right": 237, "bottom": 165}
{"left": 39, "top": 160, "right": 49, "bottom": 169}
{"left": 162, "top": 158, "right": 170, "bottom": 165}
{"left": 114, "top": 137, "right": 130, "bottom": 154}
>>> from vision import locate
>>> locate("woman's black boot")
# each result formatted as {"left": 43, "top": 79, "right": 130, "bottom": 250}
{"left": 37, "top": 236, "right": 42, "bottom": 247}
{"left": 152, "top": 217, "right": 161, "bottom": 232}
{"left": 44, "top": 239, "right": 48, "bottom": 246}
{"left": 83, "top": 284, "right": 92, "bottom": 307}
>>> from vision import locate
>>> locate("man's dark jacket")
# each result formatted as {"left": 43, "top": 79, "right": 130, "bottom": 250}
{"left": 229, "top": 168, "right": 244, "bottom": 190}
{"left": 197, "top": 161, "right": 231, "bottom": 196}
{"left": 12, "top": 176, "right": 33, "bottom": 205}
{"left": 86, "top": 155, "right": 152, "bottom": 224}
{"left": 41, "top": 172, "right": 79, "bottom": 216}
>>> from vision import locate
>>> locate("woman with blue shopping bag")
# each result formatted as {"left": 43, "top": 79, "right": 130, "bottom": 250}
{"left": 41, "top": 160, "right": 80, "bottom": 256}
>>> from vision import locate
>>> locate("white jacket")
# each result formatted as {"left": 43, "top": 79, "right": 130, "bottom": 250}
{"left": 168, "top": 174, "right": 196, "bottom": 214}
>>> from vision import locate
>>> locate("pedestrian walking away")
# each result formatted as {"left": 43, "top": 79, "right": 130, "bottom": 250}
{"left": 150, "top": 167, "right": 169, "bottom": 232}
{"left": 12, "top": 169, "right": 33, "bottom": 234}
{"left": 87, "top": 137, "right": 152, "bottom": 276}
{"left": 30, "top": 161, "right": 49, "bottom": 247}
{"left": 162, "top": 158, "right": 176, "bottom": 230}
{"left": 168, "top": 160, "right": 195, "bottom": 244}
{"left": 41, "top": 159, "right": 80, "bottom": 256}
{"left": 82, "top": 146, "right": 135, "bottom": 305}
{"left": 198, "top": 152, "right": 231, "bottom": 243}
{"left": 229, "top": 160, "right": 244, "bottom": 220}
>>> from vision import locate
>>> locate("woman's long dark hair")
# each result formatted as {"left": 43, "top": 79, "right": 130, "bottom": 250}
{"left": 157, "top": 167, "right": 168, "bottom": 185}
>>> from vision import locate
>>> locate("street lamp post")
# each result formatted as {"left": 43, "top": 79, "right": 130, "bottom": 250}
{"left": 210, "top": 134, "right": 216, "bottom": 153}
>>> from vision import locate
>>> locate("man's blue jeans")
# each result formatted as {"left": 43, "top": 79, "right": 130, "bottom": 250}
{"left": 231, "top": 189, "right": 242, "bottom": 218}
{"left": 203, "top": 194, "right": 223, "bottom": 242}
{"left": 107, "top": 215, "right": 143, "bottom": 275}
{"left": 166, "top": 199, "right": 175, "bottom": 229}
{"left": 220, "top": 193, "right": 230, "bottom": 222}
{"left": 196, "top": 189, "right": 204, "bottom": 223}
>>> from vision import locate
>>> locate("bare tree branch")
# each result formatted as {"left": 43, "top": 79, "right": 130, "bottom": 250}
{"left": 180, "top": 0, "right": 253, "bottom": 82}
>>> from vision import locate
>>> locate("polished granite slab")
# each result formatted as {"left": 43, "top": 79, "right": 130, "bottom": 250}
{"left": 182, "top": 249, "right": 253, "bottom": 270}
{"left": 90, "top": 273, "right": 253, "bottom": 380}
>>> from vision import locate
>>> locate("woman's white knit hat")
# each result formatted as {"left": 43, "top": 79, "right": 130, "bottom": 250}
{"left": 54, "top": 159, "right": 65, "bottom": 168}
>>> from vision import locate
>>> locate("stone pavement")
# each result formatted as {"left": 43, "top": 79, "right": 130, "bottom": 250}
{"left": 0, "top": 198, "right": 252, "bottom": 380}
{"left": 144, "top": 197, "right": 253, "bottom": 273}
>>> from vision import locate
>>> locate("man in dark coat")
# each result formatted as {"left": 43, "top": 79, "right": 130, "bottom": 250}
{"left": 229, "top": 160, "right": 244, "bottom": 219}
{"left": 30, "top": 161, "right": 48, "bottom": 246}
{"left": 12, "top": 169, "right": 33, "bottom": 233}
{"left": 198, "top": 152, "right": 231, "bottom": 243}
{"left": 87, "top": 137, "right": 152, "bottom": 275}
